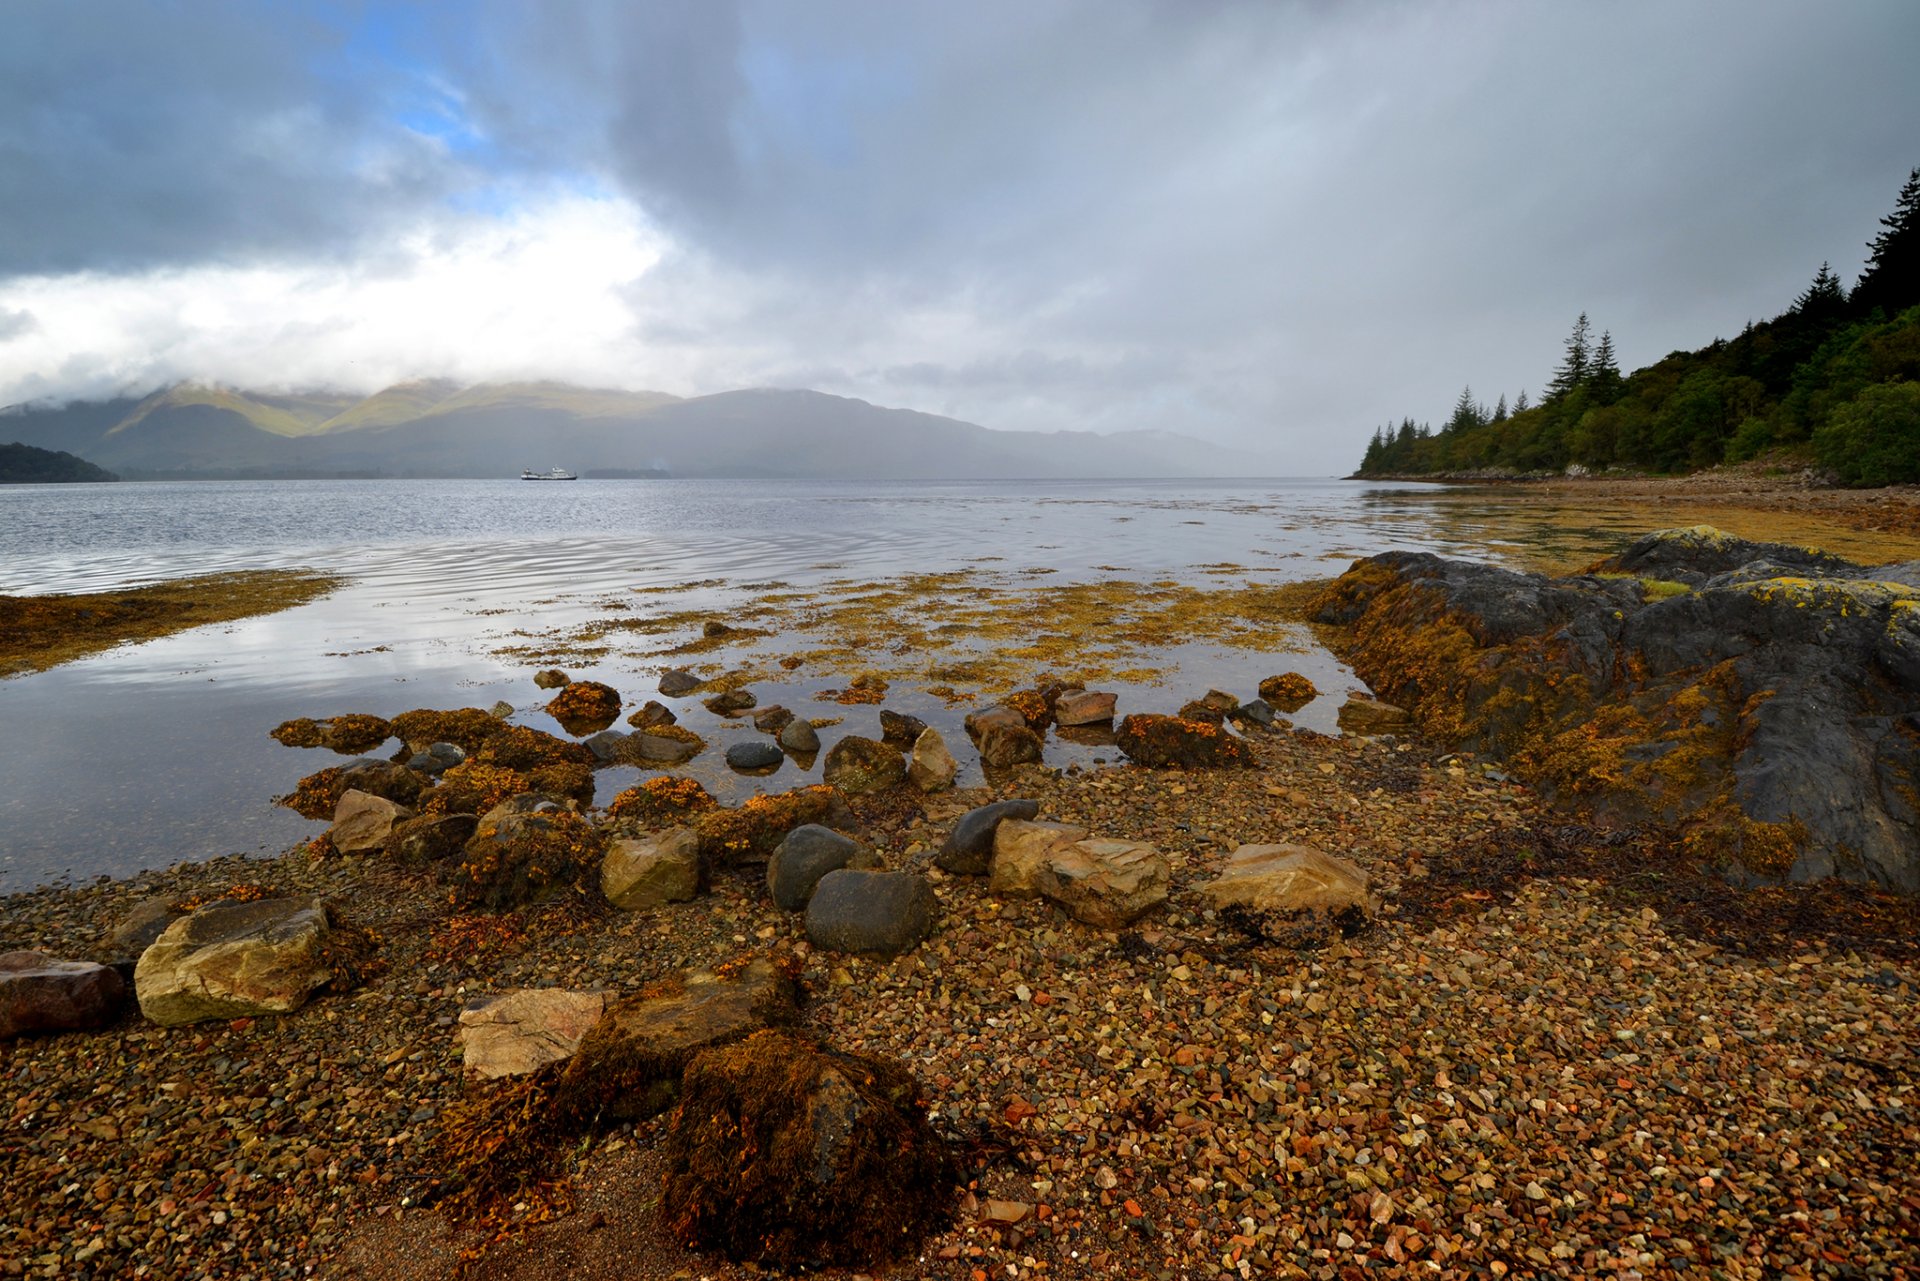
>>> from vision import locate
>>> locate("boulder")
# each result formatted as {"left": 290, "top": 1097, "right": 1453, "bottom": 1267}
{"left": 934, "top": 799, "right": 1040, "bottom": 875}
{"left": 978, "top": 722, "right": 1044, "bottom": 769}
{"left": 659, "top": 1029, "right": 957, "bottom": 1269}
{"left": 694, "top": 785, "right": 853, "bottom": 865}
{"left": 626, "top": 699, "right": 678, "bottom": 729}
{"left": 458, "top": 988, "right": 607, "bottom": 1079}
{"left": 630, "top": 730, "right": 705, "bottom": 765}
{"left": 988, "top": 820, "right": 1090, "bottom": 897}
{"left": 753, "top": 706, "right": 795, "bottom": 734}
{"left": 822, "top": 736, "right": 906, "bottom": 794}
{"left": 1054, "top": 689, "right": 1117, "bottom": 726}
{"left": 767, "top": 824, "right": 880, "bottom": 911}
{"left": 533, "top": 668, "right": 571, "bottom": 689}
{"left": 1034, "top": 838, "right": 1170, "bottom": 929}
{"left": 385, "top": 813, "right": 479, "bottom": 865}
{"left": 1258, "top": 672, "right": 1319, "bottom": 713}
{"left": 0, "top": 952, "right": 127, "bottom": 1039}
{"left": 104, "top": 897, "right": 186, "bottom": 963}
{"left": 449, "top": 807, "right": 606, "bottom": 910}
{"left": 338, "top": 757, "right": 427, "bottom": 806}
{"left": 328, "top": 789, "right": 412, "bottom": 855}
{"left": 907, "top": 727, "right": 958, "bottom": 792}
{"left": 805, "top": 870, "right": 937, "bottom": 957}
{"left": 1198, "top": 844, "right": 1378, "bottom": 924}
{"left": 778, "top": 718, "right": 822, "bottom": 753}
{"left": 704, "top": 689, "right": 758, "bottom": 716}
{"left": 553, "top": 957, "right": 800, "bottom": 1122}
{"left": 964, "top": 705, "right": 1027, "bottom": 740}
{"left": 1115, "top": 714, "right": 1251, "bottom": 768}
{"left": 546, "top": 681, "right": 623, "bottom": 735}
{"left": 657, "top": 668, "right": 701, "bottom": 697}
{"left": 725, "top": 741, "right": 785, "bottom": 772}
{"left": 488, "top": 701, "right": 515, "bottom": 719}
{"left": 1230, "top": 699, "right": 1276, "bottom": 727}
{"left": 878, "top": 709, "right": 928, "bottom": 745}
{"left": 134, "top": 897, "right": 335, "bottom": 1026}
{"left": 1337, "top": 693, "right": 1413, "bottom": 735}
{"left": 405, "top": 741, "right": 466, "bottom": 774}
{"left": 602, "top": 827, "right": 702, "bottom": 910}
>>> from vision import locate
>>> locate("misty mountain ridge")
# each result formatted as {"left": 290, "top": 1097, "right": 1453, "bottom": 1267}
{"left": 2, "top": 380, "right": 1268, "bottom": 480}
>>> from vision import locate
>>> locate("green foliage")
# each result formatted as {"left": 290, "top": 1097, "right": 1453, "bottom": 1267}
{"left": 1353, "top": 167, "right": 1920, "bottom": 486}
{"left": 1812, "top": 380, "right": 1920, "bottom": 485}
{"left": 0, "top": 441, "right": 117, "bottom": 483}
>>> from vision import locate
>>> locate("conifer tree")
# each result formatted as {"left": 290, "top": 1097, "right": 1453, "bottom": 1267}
{"left": 1589, "top": 330, "right": 1624, "bottom": 403}
{"left": 1853, "top": 166, "right": 1919, "bottom": 317}
{"left": 1514, "top": 389, "right": 1530, "bottom": 413}
{"left": 1546, "top": 313, "right": 1592, "bottom": 402}
{"left": 1447, "top": 385, "right": 1483, "bottom": 433}
{"left": 1794, "top": 261, "right": 1849, "bottom": 320}
{"left": 1491, "top": 393, "right": 1508, "bottom": 423}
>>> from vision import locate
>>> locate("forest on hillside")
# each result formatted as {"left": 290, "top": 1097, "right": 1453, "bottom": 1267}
{"left": 1358, "top": 167, "right": 1920, "bottom": 486}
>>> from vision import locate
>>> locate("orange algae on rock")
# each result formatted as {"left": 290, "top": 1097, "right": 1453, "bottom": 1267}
{"left": 469, "top": 723, "right": 594, "bottom": 771}
{"left": 445, "top": 808, "right": 606, "bottom": 910}
{"left": 1114, "top": 713, "right": 1253, "bottom": 768}
{"left": 603, "top": 775, "right": 716, "bottom": 824}
{"left": 390, "top": 707, "right": 510, "bottom": 753}
{"left": 693, "top": 785, "right": 847, "bottom": 864}
{"left": 544, "top": 681, "right": 622, "bottom": 734}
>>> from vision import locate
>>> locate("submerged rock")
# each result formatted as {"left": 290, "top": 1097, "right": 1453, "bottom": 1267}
{"left": 822, "top": 735, "right": 906, "bottom": 793}
{"left": 657, "top": 668, "right": 701, "bottom": 697}
{"left": 1310, "top": 527, "right": 1920, "bottom": 890}
{"left": 1258, "top": 672, "right": 1319, "bottom": 713}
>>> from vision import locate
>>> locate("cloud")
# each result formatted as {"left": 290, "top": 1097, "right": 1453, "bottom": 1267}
{"left": 2, "top": 1, "right": 1918, "bottom": 470}
{"left": 0, "top": 310, "right": 37, "bottom": 342}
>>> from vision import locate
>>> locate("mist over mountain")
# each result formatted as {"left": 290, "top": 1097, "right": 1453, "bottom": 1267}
{"left": 0, "top": 382, "right": 1273, "bottom": 480}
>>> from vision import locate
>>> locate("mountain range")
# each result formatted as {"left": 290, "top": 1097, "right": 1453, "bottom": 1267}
{"left": 0, "top": 381, "right": 1266, "bottom": 480}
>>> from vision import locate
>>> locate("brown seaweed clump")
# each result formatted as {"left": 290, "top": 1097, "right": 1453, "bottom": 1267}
{"left": 418, "top": 760, "right": 594, "bottom": 817}
{"left": 544, "top": 681, "right": 622, "bottom": 735}
{"left": 390, "top": 707, "right": 511, "bottom": 754}
{"left": 659, "top": 1029, "right": 957, "bottom": 1269}
{"left": 1258, "top": 672, "right": 1319, "bottom": 713}
{"left": 468, "top": 723, "right": 595, "bottom": 771}
{"left": 444, "top": 808, "right": 606, "bottom": 910}
{"left": 603, "top": 775, "right": 716, "bottom": 824}
{"left": 1114, "top": 713, "right": 1253, "bottom": 768}
{"left": 270, "top": 714, "right": 393, "bottom": 754}
{"left": 280, "top": 766, "right": 351, "bottom": 819}
{"left": 693, "top": 785, "right": 848, "bottom": 864}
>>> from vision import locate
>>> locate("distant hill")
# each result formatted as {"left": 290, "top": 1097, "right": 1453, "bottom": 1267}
{"left": 0, "top": 441, "right": 118, "bottom": 484}
{"left": 0, "top": 381, "right": 1263, "bottom": 480}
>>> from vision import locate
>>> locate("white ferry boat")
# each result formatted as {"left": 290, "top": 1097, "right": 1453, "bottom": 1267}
{"left": 519, "top": 467, "right": 578, "bottom": 481}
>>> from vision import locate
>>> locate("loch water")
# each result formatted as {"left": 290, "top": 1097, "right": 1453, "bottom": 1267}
{"left": 2, "top": 475, "right": 1555, "bottom": 891}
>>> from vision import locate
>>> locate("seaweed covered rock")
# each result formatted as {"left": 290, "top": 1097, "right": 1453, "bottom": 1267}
{"left": 1114, "top": 714, "right": 1252, "bottom": 768}
{"left": 279, "top": 757, "right": 424, "bottom": 819}
{"left": 469, "top": 723, "right": 595, "bottom": 771}
{"left": 1310, "top": 528, "right": 1920, "bottom": 890}
{"left": 821, "top": 735, "right": 906, "bottom": 794}
{"left": 0, "top": 952, "right": 127, "bottom": 1039}
{"left": 553, "top": 956, "right": 800, "bottom": 1123}
{"left": 694, "top": 785, "right": 853, "bottom": 865}
{"left": 390, "top": 707, "right": 511, "bottom": 755}
{"left": 628, "top": 725, "right": 707, "bottom": 765}
{"left": 418, "top": 759, "right": 593, "bottom": 816}
{"left": 602, "top": 828, "right": 701, "bottom": 909}
{"left": 603, "top": 776, "right": 716, "bottom": 826}
{"left": 659, "top": 1029, "right": 956, "bottom": 1269}
{"left": 532, "top": 668, "right": 571, "bottom": 690}
{"left": 134, "top": 897, "right": 335, "bottom": 1026}
{"left": 270, "top": 713, "right": 392, "bottom": 755}
{"left": 1258, "top": 672, "right": 1319, "bottom": 714}
{"left": 384, "top": 813, "right": 478, "bottom": 865}
{"left": 544, "top": 681, "right": 622, "bottom": 735}
{"left": 446, "top": 806, "right": 607, "bottom": 910}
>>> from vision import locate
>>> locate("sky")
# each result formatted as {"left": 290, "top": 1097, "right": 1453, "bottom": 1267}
{"left": 1, "top": 1, "right": 1916, "bottom": 472}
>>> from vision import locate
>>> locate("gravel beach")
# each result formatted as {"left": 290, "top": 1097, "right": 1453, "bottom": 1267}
{"left": 4, "top": 717, "right": 1914, "bottom": 1281}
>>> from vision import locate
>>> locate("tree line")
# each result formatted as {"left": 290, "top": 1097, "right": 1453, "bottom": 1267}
{"left": 1358, "top": 166, "right": 1920, "bottom": 485}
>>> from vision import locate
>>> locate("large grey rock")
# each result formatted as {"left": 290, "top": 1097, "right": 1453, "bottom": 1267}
{"left": 934, "top": 799, "right": 1039, "bottom": 875}
{"left": 603, "top": 827, "right": 702, "bottom": 909}
{"left": 105, "top": 897, "right": 186, "bottom": 963}
{"left": 822, "top": 736, "right": 905, "bottom": 794}
{"left": 778, "top": 718, "right": 822, "bottom": 753}
{"left": 553, "top": 957, "right": 800, "bottom": 1121}
{"left": 134, "top": 897, "right": 334, "bottom": 1027}
{"left": 767, "top": 824, "right": 879, "bottom": 911}
{"left": 0, "top": 952, "right": 127, "bottom": 1039}
{"left": 1034, "top": 838, "right": 1170, "bottom": 929}
{"left": 1198, "top": 844, "right": 1378, "bottom": 920}
{"left": 328, "top": 789, "right": 412, "bottom": 854}
{"left": 631, "top": 732, "right": 703, "bottom": 765}
{"left": 726, "top": 741, "right": 785, "bottom": 771}
{"left": 458, "top": 988, "right": 608, "bottom": 1079}
{"left": 805, "top": 870, "right": 937, "bottom": 957}
{"left": 658, "top": 668, "right": 701, "bottom": 697}
{"left": 907, "top": 727, "right": 958, "bottom": 792}
{"left": 979, "top": 723, "right": 1044, "bottom": 769}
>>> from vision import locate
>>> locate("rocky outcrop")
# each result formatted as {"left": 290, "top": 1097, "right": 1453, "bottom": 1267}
{"left": 134, "top": 897, "right": 335, "bottom": 1026}
{"left": 822, "top": 736, "right": 906, "bottom": 794}
{"left": 458, "top": 988, "right": 607, "bottom": 1079}
{"left": 934, "top": 799, "right": 1040, "bottom": 874}
{"left": 659, "top": 1029, "right": 956, "bottom": 1268}
{"left": 602, "top": 828, "right": 701, "bottom": 909}
{"left": 1311, "top": 527, "right": 1920, "bottom": 890}
{"left": 0, "top": 952, "right": 127, "bottom": 1038}
{"left": 805, "top": 870, "right": 937, "bottom": 956}
{"left": 553, "top": 957, "right": 800, "bottom": 1122}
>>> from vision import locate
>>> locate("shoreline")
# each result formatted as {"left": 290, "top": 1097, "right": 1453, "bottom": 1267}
{"left": 4, "top": 710, "right": 1914, "bottom": 1279}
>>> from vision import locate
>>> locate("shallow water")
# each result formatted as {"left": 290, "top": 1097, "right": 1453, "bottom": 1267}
{"left": 1, "top": 474, "right": 1858, "bottom": 892}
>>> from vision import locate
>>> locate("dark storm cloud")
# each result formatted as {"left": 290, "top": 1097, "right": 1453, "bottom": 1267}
{"left": 0, "top": 1, "right": 476, "bottom": 275}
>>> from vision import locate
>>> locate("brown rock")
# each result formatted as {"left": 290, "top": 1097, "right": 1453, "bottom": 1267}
{"left": 457, "top": 988, "right": 608, "bottom": 1079}
{"left": 0, "top": 952, "right": 127, "bottom": 1039}
{"left": 964, "top": 705, "right": 1027, "bottom": 740}
{"left": 1036, "top": 838, "right": 1170, "bottom": 929}
{"left": 1258, "top": 672, "right": 1319, "bottom": 713}
{"left": 626, "top": 699, "right": 678, "bottom": 729}
{"left": 822, "top": 735, "right": 906, "bottom": 794}
{"left": 979, "top": 722, "right": 1043, "bottom": 769}
{"left": 989, "top": 820, "right": 1090, "bottom": 897}
{"left": 384, "top": 813, "right": 478, "bottom": 865}
{"left": 602, "top": 828, "right": 702, "bottom": 910}
{"left": 1337, "top": 693, "right": 1413, "bottom": 734}
{"left": 907, "top": 727, "right": 958, "bottom": 792}
{"left": 327, "top": 789, "right": 412, "bottom": 855}
{"left": 1054, "top": 689, "right": 1117, "bottom": 726}
{"left": 1198, "top": 843, "right": 1378, "bottom": 919}
{"left": 134, "top": 897, "right": 334, "bottom": 1027}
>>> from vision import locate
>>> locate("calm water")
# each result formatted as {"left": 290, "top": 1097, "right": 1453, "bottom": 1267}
{"left": 1, "top": 476, "right": 1535, "bottom": 892}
